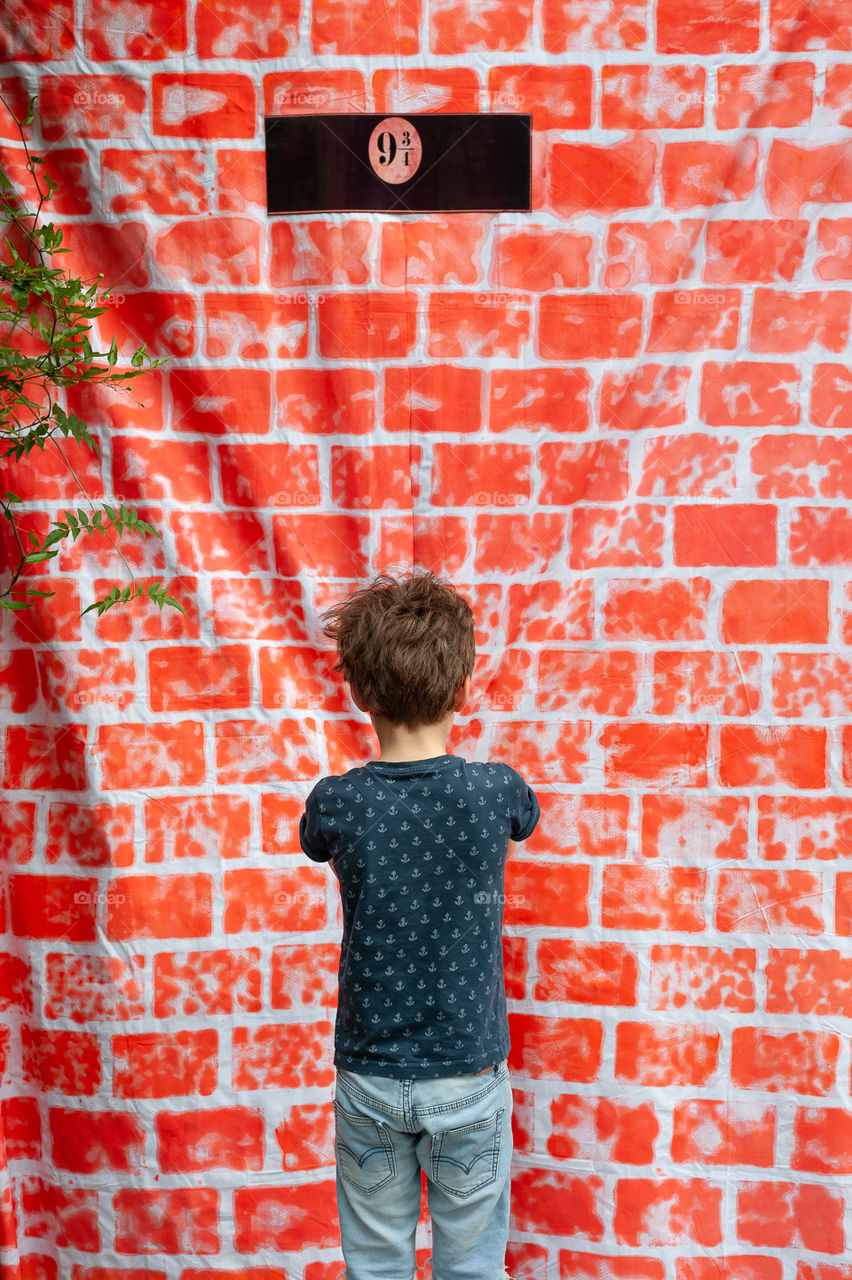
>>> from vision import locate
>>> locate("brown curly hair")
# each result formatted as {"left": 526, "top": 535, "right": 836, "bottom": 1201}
{"left": 320, "top": 569, "right": 475, "bottom": 729}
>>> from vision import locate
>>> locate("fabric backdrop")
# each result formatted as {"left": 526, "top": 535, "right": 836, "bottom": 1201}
{"left": 2, "top": 1, "right": 852, "bottom": 1277}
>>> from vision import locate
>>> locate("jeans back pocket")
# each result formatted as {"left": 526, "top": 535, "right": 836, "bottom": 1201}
{"left": 334, "top": 1096, "right": 396, "bottom": 1194}
{"left": 430, "top": 1106, "right": 505, "bottom": 1199}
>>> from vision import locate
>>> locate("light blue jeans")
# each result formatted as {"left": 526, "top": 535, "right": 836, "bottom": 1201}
{"left": 333, "top": 1059, "right": 513, "bottom": 1280}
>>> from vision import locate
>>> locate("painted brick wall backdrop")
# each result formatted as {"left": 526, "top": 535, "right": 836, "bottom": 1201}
{"left": 2, "top": 0, "right": 852, "bottom": 1277}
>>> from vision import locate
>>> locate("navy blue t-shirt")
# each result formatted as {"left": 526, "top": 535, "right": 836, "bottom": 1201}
{"left": 299, "top": 753, "right": 540, "bottom": 1078}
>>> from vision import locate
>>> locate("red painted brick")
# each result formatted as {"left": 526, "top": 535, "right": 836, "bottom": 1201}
{"left": 616, "top": 1023, "right": 720, "bottom": 1088}
{"left": 716, "top": 869, "right": 824, "bottom": 935}
{"left": 732, "top": 1028, "right": 839, "bottom": 1097}
{"left": 657, "top": 0, "right": 759, "bottom": 52}
{"left": 108, "top": 874, "right": 213, "bottom": 940}
{"left": 511, "top": 1168, "right": 605, "bottom": 1237}
{"left": 10, "top": 874, "right": 96, "bottom": 942}
{"left": 84, "top": 0, "right": 186, "bottom": 59}
{"left": 112, "top": 437, "right": 211, "bottom": 505}
{"left": 156, "top": 218, "right": 262, "bottom": 287}
{"left": 504, "top": 863, "right": 590, "bottom": 928}
{"left": 171, "top": 368, "right": 271, "bottom": 435}
{"left": 274, "top": 1099, "right": 336, "bottom": 1172}
{"left": 312, "top": 0, "right": 419, "bottom": 54}
{"left": 19, "top": 1180, "right": 98, "bottom": 1252}
{"left": 113, "top": 1188, "right": 219, "bottom": 1254}
{"left": 642, "top": 795, "right": 749, "bottom": 862}
{"left": 673, "top": 1100, "right": 775, "bottom": 1167}
{"left": 700, "top": 360, "right": 801, "bottom": 426}
{"left": 273, "top": 368, "right": 373, "bottom": 436}
{"left": 329, "top": 444, "right": 415, "bottom": 511}
{"left": 602, "top": 865, "right": 706, "bottom": 932}
{"left": 492, "top": 227, "right": 593, "bottom": 291}
{"left": 152, "top": 74, "right": 255, "bottom": 138}
{"left": 216, "top": 719, "right": 319, "bottom": 784}
{"left": 750, "top": 289, "right": 851, "bottom": 353}
{"left": 37, "top": 648, "right": 135, "bottom": 718}
{"left": 604, "top": 220, "right": 702, "bottom": 288}
{"left": 381, "top": 216, "right": 486, "bottom": 286}
{"left": 541, "top": 295, "right": 643, "bottom": 360}
{"left": 0, "top": 649, "right": 38, "bottom": 713}
{"left": 770, "top": 0, "right": 852, "bottom": 50}
{"left": 0, "top": 146, "right": 92, "bottom": 215}
{"left": 170, "top": 512, "right": 270, "bottom": 574}
{"left": 319, "top": 293, "right": 417, "bottom": 360}
{"left": 271, "top": 221, "right": 373, "bottom": 287}
{"left": 270, "top": 943, "right": 338, "bottom": 1010}
{"left": 791, "top": 1108, "right": 852, "bottom": 1175}
{"left": 571, "top": 506, "right": 665, "bottom": 569}
{"left": 766, "top": 949, "right": 852, "bottom": 1020}
{"left": 44, "top": 953, "right": 144, "bottom": 1023}
{"left": 148, "top": 645, "right": 251, "bottom": 713}
{"left": 0, "top": 955, "right": 33, "bottom": 1015}
{"left": 603, "top": 724, "right": 709, "bottom": 788}
{"left": 0, "top": 0, "right": 73, "bottom": 60}
{"left": 219, "top": 443, "right": 319, "bottom": 510}
{"left": 196, "top": 0, "right": 299, "bottom": 57}
{"left": 705, "top": 220, "right": 809, "bottom": 284}
{"left": 232, "top": 1022, "right": 334, "bottom": 1090}
{"left": 383, "top": 365, "right": 482, "bottom": 434}
{"left": 599, "top": 365, "right": 691, "bottom": 430}
{"left": 40, "top": 75, "right": 147, "bottom": 141}
{"left": 101, "top": 148, "right": 209, "bottom": 216}
{"left": 674, "top": 504, "right": 776, "bottom": 566}
{"left": 2, "top": 1096, "right": 41, "bottom": 1161}
{"left": 766, "top": 141, "right": 852, "bottom": 218}
{"left": 430, "top": 0, "right": 532, "bottom": 52}
{"left": 548, "top": 1094, "right": 656, "bottom": 1164}
{"left": 146, "top": 795, "right": 250, "bottom": 864}
{"left": 816, "top": 218, "right": 852, "bottom": 280}
{"left": 4, "top": 725, "right": 87, "bottom": 791}
{"left": 215, "top": 147, "right": 266, "bottom": 212}
{"left": 639, "top": 434, "right": 738, "bottom": 497}
{"left": 92, "top": 576, "right": 200, "bottom": 645}
{"left": 602, "top": 65, "right": 705, "bottom": 129}
{"left": 0, "top": 79, "right": 33, "bottom": 137}
{"left": 68, "top": 367, "right": 166, "bottom": 435}
{"left": 97, "top": 721, "right": 206, "bottom": 790}
{"left": 537, "top": 651, "right": 641, "bottom": 716}
{"left": 428, "top": 292, "right": 531, "bottom": 358}
{"left": 507, "top": 579, "right": 594, "bottom": 644}
{"left": 758, "top": 798, "right": 852, "bottom": 863}
{"left": 535, "top": 941, "right": 637, "bottom": 1006}
{"left": 261, "top": 794, "right": 310, "bottom": 858}
{"left": 601, "top": 581, "right": 711, "bottom": 645}
{"left": 272, "top": 514, "right": 370, "bottom": 579}
{"left": 153, "top": 950, "right": 262, "bottom": 1019}
{"left": 488, "top": 65, "right": 592, "bottom": 130}
{"left": 648, "top": 289, "right": 740, "bottom": 352}
{"left": 716, "top": 63, "right": 814, "bottom": 129}
{"left": 821, "top": 66, "right": 852, "bottom": 128}
{"left": 431, "top": 444, "right": 530, "bottom": 509}
{"left": 615, "top": 1178, "right": 723, "bottom": 1247}
{"left": 0, "top": 800, "right": 37, "bottom": 863}
{"left": 649, "top": 945, "right": 756, "bottom": 1012}
{"left": 156, "top": 1106, "right": 264, "bottom": 1172}
{"left": 662, "top": 139, "right": 758, "bottom": 209}
{"left": 209, "top": 578, "right": 307, "bottom": 643}
{"left": 790, "top": 507, "right": 852, "bottom": 566}
{"left": 21, "top": 1027, "right": 100, "bottom": 1095}
{"left": 259, "top": 646, "right": 348, "bottom": 716}
{"left": 113, "top": 1029, "right": 219, "bottom": 1098}
{"left": 205, "top": 290, "right": 309, "bottom": 360}
{"left": 550, "top": 138, "right": 656, "bottom": 216}
{"left": 719, "top": 726, "right": 826, "bottom": 788}
{"left": 109, "top": 292, "right": 194, "bottom": 360}
{"left": 508, "top": 1013, "right": 602, "bottom": 1082}
{"left": 491, "top": 720, "right": 590, "bottom": 786}
{"left": 775, "top": 653, "right": 852, "bottom": 717}
{"left": 542, "top": 0, "right": 647, "bottom": 51}
{"left": 373, "top": 68, "right": 478, "bottom": 114}
{"left": 491, "top": 368, "right": 590, "bottom": 433}
{"left": 653, "top": 650, "right": 761, "bottom": 717}
{"left": 50, "top": 1108, "right": 144, "bottom": 1172}
{"left": 264, "top": 69, "right": 367, "bottom": 115}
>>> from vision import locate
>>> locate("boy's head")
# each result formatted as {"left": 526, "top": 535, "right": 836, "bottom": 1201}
{"left": 320, "top": 569, "right": 475, "bottom": 730}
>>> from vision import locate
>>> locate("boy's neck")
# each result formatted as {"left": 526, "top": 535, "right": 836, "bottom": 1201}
{"left": 371, "top": 711, "right": 454, "bottom": 764}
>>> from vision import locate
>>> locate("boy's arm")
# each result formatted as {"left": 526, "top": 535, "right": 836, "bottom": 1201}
{"left": 506, "top": 767, "right": 540, "bottom": 843}
{"left": 299, "top": 784, "right": 332, "bottom": 863}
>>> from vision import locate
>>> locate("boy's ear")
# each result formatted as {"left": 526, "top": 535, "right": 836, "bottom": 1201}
{"left": 454, "top": 674, "right": 471, "bottom": 711}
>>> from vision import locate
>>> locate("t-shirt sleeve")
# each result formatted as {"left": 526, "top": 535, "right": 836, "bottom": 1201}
{"left": 506, "top": 767, "right": 540, "bottom": 841}
{"left": 299, "top": 783, "right": 332, "bottom": 863}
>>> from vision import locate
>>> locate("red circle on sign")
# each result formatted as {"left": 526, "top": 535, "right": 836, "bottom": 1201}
{"left": 369, "top": 117, "right": 423, "bottom": 184}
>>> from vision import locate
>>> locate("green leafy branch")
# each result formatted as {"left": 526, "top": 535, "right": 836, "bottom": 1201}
{"left": 0, "top": 83, "right": 183, "bottom": 617}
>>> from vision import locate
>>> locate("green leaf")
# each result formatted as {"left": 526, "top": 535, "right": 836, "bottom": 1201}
{"left": 107, "top": 336, "right": 117, "bottom": 367}
{"left": 23, "top": 549, "right": 59, "bottom": 564}
{"left": 26, "top": 588, "right": 56, "bottom": 598}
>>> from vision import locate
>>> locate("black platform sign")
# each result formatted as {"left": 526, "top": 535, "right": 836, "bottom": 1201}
{"left": 265, "top": 114, "right": 531, "bottom": 214}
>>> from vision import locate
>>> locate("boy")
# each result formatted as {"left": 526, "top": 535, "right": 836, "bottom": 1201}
{"left": 299, "top": 568, "right": 540, "bottom": 1280}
